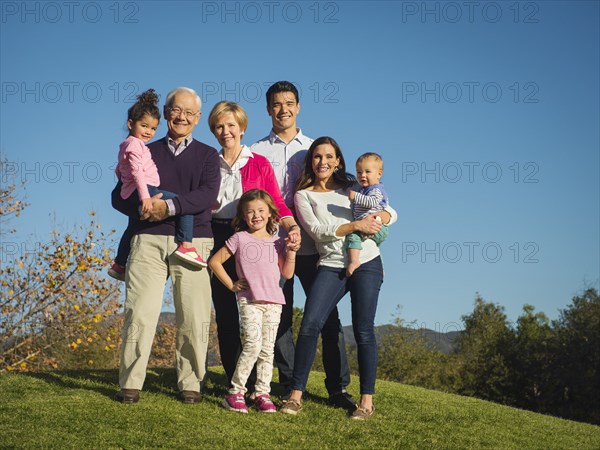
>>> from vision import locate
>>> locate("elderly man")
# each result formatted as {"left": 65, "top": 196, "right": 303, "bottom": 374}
{"left": 111, "top": 87, "right": 220, "bottom": 404}
{"left": 250, "top": 81, "right": 355, "bottom": 410}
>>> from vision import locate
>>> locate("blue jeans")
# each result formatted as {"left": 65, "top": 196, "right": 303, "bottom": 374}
{"left": 275, "top": 254, "right": 351, "bottom": 395}
{"left": 115, "top": 185, "right": 193, "bottom": 266}
{"left": 291, "top": 256, "right": 383, "bottom": 395}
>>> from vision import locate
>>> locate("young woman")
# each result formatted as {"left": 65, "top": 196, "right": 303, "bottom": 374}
{"left": 281, "top": 136, "right": 396, "bottom": 420}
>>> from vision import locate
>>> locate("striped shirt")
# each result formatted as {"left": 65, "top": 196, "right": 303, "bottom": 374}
{"left": 351, "top": 183, "right": 389, "bottom": 220}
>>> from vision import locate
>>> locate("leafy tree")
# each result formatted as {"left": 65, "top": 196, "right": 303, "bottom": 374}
{"left": 376, "top": 311, "right": 459, "bottom": 391}
{"left": 511, "top": 304, "right": 553, "bottom": 412}
{"left": 0, "top": 159, "right": 28, "bottom": 236}
{"left": 455, "top": 294, "right": 516, "bottom": 404}
{"left": 0, "top": 159, "right": 121, "bottom": 371}
{"left": 550, "top": 288, "right": 600, "bottom": 424}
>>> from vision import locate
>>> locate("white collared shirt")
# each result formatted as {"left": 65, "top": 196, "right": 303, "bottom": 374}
{"left": 212, "top": 145, "right": 253, "bottom": 219}
{"left": 250, "top": 129, "right": 313, "bottom": 209}
{"left": 167, "top": 134, "right": 193, "bottom": 156}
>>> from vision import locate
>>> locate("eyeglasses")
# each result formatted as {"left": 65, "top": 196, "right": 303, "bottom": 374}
{"left": 167, "top": 107, "right": 199, "bottom": 119}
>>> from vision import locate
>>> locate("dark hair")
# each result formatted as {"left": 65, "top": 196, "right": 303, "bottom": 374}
{"left": 296, "top": 136, "right": 356, "bottom": 192}
{"left": 266, "top": 81, "right": 299, "bottom": 106}
{"left": 232, "top": 189, "right": 280, "bottom": 235}
{"left": 127, "top": 89, "right": 161, "bottom": 124}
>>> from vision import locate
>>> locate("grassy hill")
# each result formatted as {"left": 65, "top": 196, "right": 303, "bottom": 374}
{"left": 1, "top": 368, "right": 598, "bottom": 449}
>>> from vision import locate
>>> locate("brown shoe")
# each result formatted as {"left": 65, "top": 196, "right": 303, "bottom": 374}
{"left": 351, "top": 405, "right": 375, "bottom": 420}
{"left": 114, "top": 388, "right": 139, "bottom": 404}
{"left": 280, "top": 398, "right": 303, "bottom": 415}
{"left": 179, "top": 390, "right": 202, "bottom": 404}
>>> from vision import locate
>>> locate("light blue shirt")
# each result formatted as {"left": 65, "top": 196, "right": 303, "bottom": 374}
{"left": 250, "top": 129, "right": 313, "bottom": 210}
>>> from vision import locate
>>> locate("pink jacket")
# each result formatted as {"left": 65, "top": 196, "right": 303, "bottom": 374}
{"left": 116, "top": 136, "right": 160, "bottom": 200}
{"left": 241, "top": 153, "right": 292, "bottom": 218}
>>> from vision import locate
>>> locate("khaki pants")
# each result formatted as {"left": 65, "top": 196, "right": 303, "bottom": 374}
{"left": 119, "top": 234, "right": 213, "bottom": 392}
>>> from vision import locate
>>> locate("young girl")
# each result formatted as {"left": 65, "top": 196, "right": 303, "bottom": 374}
{"left": 108, "top": 89, "right": 206, "bottom": 281}
{"left": 209, "top": 189, "right": 298, "bottom": 413}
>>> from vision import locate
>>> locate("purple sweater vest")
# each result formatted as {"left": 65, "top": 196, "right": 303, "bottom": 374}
{"left": 111, "top": 137, "right": 221, "bottom": 238}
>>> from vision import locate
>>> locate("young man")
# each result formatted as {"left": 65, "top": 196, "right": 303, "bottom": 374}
{"left": 111, "top": 87, "right": 220, "bottom": 404}
{"left": 250, "top": 81, "right": 355, "bottom": 410}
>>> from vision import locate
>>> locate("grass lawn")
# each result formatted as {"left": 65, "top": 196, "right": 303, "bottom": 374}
{"left": 1, "top": 368, "right": 598, "bottom": 449}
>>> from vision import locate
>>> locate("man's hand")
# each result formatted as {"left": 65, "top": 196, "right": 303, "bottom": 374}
{"left": 139, "top": 193, "right": 168, "bottom": 221}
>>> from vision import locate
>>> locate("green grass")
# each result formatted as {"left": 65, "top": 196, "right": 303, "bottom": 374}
{"left": 1, "top": 368, "right": 598, "bottom": 449}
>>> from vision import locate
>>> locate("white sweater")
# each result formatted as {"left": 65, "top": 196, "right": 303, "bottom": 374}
{"left": 295, "top": 187, "right": 396, "bottom": 268}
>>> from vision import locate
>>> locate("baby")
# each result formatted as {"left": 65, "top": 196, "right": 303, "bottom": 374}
{"left": 346, "top": 152, "right": 389, "bottom": 276}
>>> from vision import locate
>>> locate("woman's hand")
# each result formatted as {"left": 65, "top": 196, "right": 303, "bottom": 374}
{"left": 287, "top": 226, "right": 301, "bottom": 244}
{"left": 286, "top": 239, "right": 301, "bottom": 252}
{"left": 355, "top": 214, "right": 382, "bottom": 236}
{"left": 281, "top": 218, "right": 302, "bottom": 245}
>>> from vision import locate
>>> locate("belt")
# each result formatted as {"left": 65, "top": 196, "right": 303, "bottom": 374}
{"left": 212, "top": 218, "right": 233, "bottom": 226}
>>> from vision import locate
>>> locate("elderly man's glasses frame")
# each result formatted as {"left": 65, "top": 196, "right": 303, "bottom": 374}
{"left": 166, "top": 107, "right": 199, "bottom": 119}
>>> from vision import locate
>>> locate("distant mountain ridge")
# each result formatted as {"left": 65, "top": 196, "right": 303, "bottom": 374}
{"left": 159, "top": 313, "right": 461, "bottom": 358}
{"left": 342, "top": 324, "right": 460, "bottom": 354}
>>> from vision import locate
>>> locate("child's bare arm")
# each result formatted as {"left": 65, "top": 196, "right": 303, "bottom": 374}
{"left": 141, "top": 198, "right": 153, "bottom": 214}
{"left": 208, "top": 246, "right": 248, "bottom": 292}
{"left": 279, "top": 243, "right": 297, "bottom": 280}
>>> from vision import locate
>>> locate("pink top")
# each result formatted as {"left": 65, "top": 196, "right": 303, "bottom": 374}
{"left": 239, "top": 153, "right": 293, "bottom": 218}
{"left": 116, "top": 136, "right": 160, "bottom": 200}
{"left": 226, "top": 231, "right": 286, "bottom": 304}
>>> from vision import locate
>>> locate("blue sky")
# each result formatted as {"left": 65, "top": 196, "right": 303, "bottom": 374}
{"left": 1, "top": 1, "right": 598, "bottom": 329}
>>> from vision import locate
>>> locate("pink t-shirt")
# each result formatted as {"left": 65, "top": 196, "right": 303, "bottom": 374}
{"left": 226, "top": 231, "right": 286, "bottom": 304}
{"left": 116, "top": 136, "right": 161, "bottom": 200}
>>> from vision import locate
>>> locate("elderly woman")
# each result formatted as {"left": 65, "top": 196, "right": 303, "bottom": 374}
{"left": 208, "top": 101, "right": 301, "bottom": 386}
{"left": 281, "top": 136, "right": 395, "bottom": 420}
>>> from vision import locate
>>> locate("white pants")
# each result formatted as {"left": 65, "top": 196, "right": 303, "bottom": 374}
{"left": 230, "top": 300, "right": 282, "bottom": 395}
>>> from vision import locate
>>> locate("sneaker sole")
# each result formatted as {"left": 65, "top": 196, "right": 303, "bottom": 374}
{"left": 280, "top": 407, "right": 301, "bottom": 415}
{"left": 174, "top": 252, "right": 208, "bottom": 268}
{"left": 221, "top": 398, "right": 248, "bottom": 413}
{"left": 255, "top": 408, "right": 277, "bottom": 413}
{"left": 108, "top": 269, "right": 125, "bottom": 281}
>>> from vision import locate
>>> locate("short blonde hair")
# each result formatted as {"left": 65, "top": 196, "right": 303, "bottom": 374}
{"left": 208, "top": 101, "right": 248, "bottom": 134}
{"left": 356, "top": 152, "right": 384, "bottom": 171}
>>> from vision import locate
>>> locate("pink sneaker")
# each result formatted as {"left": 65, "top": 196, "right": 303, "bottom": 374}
{"left": 108, "top": 262, "right": 125, "bottom": 281}
{"left": 222, "top": 393, "right": 248, "bottom": 413}
{"left": 173, "top": 245, "right": 207, "bottom": 268}
{"left": 253, "top": 394, "right": 277, "bottom": 413}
